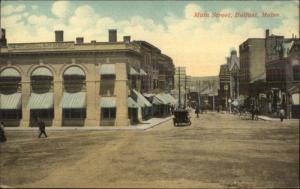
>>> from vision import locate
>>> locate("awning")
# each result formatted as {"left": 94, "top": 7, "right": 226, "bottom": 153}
{"left": 130, "top": 67, "right": 139, "bottom": 76}
{"left": 140, "top": 69, "right": 147, "bottom": 76}
{"left": 153, "top": 93, "right": 176, "bottom": 105}
{"left": 31, "top": 67, "right": 53, "bottom": 77}
{"left": 99, "top": 64, "right": 115, "bottom": 75}
{"left": 64, "top": 66, "right": 85, "bottom": 76}
{"left": 28, "top": 92, "right": 53, "bottom": 109}
{"left": 0, "top": 93, "right": 21, "bottom": 109}
{"left": 60, "top": 92, "right": 86, "bottom": 108}
{"left": 128, "top": 97, "right": 139, "bottom": 108}
{"left": 292, "top": 93, "right": 299, "bottom": 105}
{"left": 100, "top": 97, "right": 116, "bottom": 108}
{"left": 132, "top": 89, "right": 152, "bottom": 107}
{"left": 153, "top": 94, "right": 169, "bottom": 105}
{"left": 0, "top": 68, "right": 20, "bottom": 77}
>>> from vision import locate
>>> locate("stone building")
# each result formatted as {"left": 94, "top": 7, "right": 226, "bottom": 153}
{"left": 265, "top": 31, "right": 300, "bottom": 118}
{"left": 0, "top": 29, "right": 175, "bottom": 127}
{"left": 239, "top": 38, "right": 266, "bottom": 97}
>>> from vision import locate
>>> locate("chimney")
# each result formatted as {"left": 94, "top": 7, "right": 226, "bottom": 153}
{"left": 55, "top": 30, "right": 64, "bottom": 42}
{"left": 108, "top": 29, "right": 117, "bottom": 42}
{"left": 265, "top": 29, "right": 269, "bottom": 38}
{"left": 123, "top": 36, "right": 131, "bottom": 43}
{"left": 0, "top": 28, "right": 7, "bottom": 47}
{"left": 76, "top": 37, "right": 84, "bottom": 44}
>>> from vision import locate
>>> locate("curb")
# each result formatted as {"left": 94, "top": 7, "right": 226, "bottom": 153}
{"left": 4, "top": 117, "right": 173, "bottom": 132}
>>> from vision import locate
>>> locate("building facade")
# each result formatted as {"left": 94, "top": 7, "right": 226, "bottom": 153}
{"left": 0, "top": 29, "right": 175, "bottom": 127}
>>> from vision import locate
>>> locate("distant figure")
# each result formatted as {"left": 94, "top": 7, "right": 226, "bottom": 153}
{"left": 251, "top": 105, "right": 255, "bottom": 120}
{"left": 195, "top": 106, "right": 200, "bottom": 118}
{"left": 279, "top": 108, "right": 285, "bottom": 122}
{"left": 254, "top": 107, "right": 259, "bottom": 120}
{"left": 0, "top": 122, "right": 7, "bottom": 142}
{"left": 38, "top": 118, "right": 48, "bottom": 138}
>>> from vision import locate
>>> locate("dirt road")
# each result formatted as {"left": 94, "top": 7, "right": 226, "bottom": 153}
{"left": 0, "top": 112, "right": 299, "bottom": 188}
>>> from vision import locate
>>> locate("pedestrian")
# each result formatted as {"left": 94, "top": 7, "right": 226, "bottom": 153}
{"left": 251, "top": 105, "right": 255, "bottom": 120}
{"left": 195, "top": 106, "right": 200, "bottom": 118}
{"left": 0, "top": 122, "right": 7, "bottom": 143}
{"left": 279, "top": 108, "right": 285, "bottom": 122}
{"left": 255, "top": 107, "right": 259, "bottom": 120}
{"left": 38, "top": 118, "right": 48, "bottom": 138}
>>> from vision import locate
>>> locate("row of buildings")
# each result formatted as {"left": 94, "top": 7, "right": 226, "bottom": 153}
{"left": 0, "top": 28, "right": 176, "bottom": 127}
{"left": 218, "top": 29, "right": 300, "bottom": 119}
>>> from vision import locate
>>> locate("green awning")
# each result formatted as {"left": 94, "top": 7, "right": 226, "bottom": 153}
{"left": 0, "top": 68, "right": 20, "bottom": 77}
{"left": 128, "top": 97, "right": 139, "bottom": 108}
{"left": 31, "top": 67, "right": 53, "bottom": 77}
{"left": 165, "top": 94, "right": 177, "bottom": 104}
{"left": 130, "top": 67, "right": 139, "bottom": 76}
{"left": 64, "top": 66, "right": 85, "bottom": 76}
{"left": 153, "top": 94, "right": 168, "bottom": 105}
{"left": 140, "top": 69, "right": 147, "bottom": 76}
{"left": 99, "top": 64, "right": 115, "bottom": 75}
{"left": 0, "top": 93, "right": 21, "bottom": 109}
{"left": 100, "top": 97, "right": 116, "bottom": 108}
{"left": 132, "top": 89, "right": 152, "bottom": 107}
{"left": 60, "top": 92, "right": 86, "bottom": 108}
{"left": 28, "top": 92, "right": 53, "bottom": 109}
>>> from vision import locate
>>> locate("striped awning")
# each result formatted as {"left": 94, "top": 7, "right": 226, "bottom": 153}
{"left": 128, "top": 97, "right": 139, "bottom": 108}
{"left": 31, "top": 67, "right": 53, "bottom": 77}
{"left": 64, "top": 66, "right": 85, "bottom": 76}
{"left": 153, "top": 94, "right": 168, "bottom": 105}
{"left": 153, "top": 93, "right": 176, "bottom": 105}
{"left": 0, "top": 68, "right": 20, "bottom": 77}
{"left": 130, "top": 67, "right": 139, "bottom": 76}
{"left": 132, "top": 89, "right": 152, "bottom": 107}
{"left": 28, "top": 92, "right": 53, "bottom": 109}
{"left": 140, "top": 69, "right": 147, "bottom": 76}
{"left": 99, "top": 64, "right": 115, "bottom": 75}
{"left": 60, "top": 92, "right": 86, "bottom": 108}
{"left": 100, "top": 97, "right": 116, "bottom": 108}
{"left": 0, "top": 93, "right": 21, "bottom": 109}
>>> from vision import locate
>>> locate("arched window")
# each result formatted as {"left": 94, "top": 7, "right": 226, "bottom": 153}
{"left": 0, "top": 68, "right": 22, "bottom": 124}
{"left": 61, "top": 66, "right": 86, "bottom": 126}
{"left": 28, "top": 67, "right": 54, "bottom": 125}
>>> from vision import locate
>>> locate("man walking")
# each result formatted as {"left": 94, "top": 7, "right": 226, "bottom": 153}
{"left": 195, "top": 106, "right": 200, "bottom": 118}
{"left": 279, "top": 107, "right": 285, "bottom": 122}
{"left": 38, "top": 118, "right": 48, "bottom": 138}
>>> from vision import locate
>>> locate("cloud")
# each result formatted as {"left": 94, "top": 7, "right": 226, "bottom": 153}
{"left": 1, "top": 1, "right": 298, "bottom": 76}
{"left": 1, "top": 4, "right": 26, "bottom": 16}
{"left": 51, "top": 1, "right": 71, "bottom": 18}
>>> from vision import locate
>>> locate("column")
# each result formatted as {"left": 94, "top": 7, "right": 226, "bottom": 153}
{"left": 115, "top": 63, "right": 129, "bottom": 126}
{"left": 53, "top": 79, "right": 62, "bottom": 127}
{"left": 86, "top": 80, "right": 98, "bottom": 126}
{"left": 21, "top": 80, "right": 30, "bottom": 127}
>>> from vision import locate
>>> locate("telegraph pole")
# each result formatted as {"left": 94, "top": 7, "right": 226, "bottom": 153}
{"left": 178, "top": 67, "right": 181, "bottom": 108}
{"left": 184, "top": 75, "right": 187, "bottom": 109}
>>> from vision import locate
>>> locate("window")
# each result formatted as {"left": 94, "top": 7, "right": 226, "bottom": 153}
{"left": 101, "top": 108, "right": 116, "bottom": 119}
{"left": 100, "top": 75, "right": 115, "bottom": 96}
{"left": 293, "top": 66, "right": 300, "bottom": 81}
{"left": 30, "top": 109, "right": 54, "bottom": 120}
{"left": 63, "top": 109, "right": 86, "bottom": 119}
{"left": 64, "top": 76, "right": 86, "bottom": 92}
{"left": 0, "top": 110, "right": 22, "bottom": 119}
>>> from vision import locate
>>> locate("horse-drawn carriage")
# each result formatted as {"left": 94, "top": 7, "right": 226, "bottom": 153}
{"left": 173, "top": 109, "right": 191, "bottom": 126}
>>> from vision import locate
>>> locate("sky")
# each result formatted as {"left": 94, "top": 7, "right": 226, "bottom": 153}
{"left": 1, "top": 0, "right": 299, "bottom": 76}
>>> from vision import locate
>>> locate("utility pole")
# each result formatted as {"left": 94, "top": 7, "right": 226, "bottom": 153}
{"left": 178, "top": 67, "right": 181, "bottom": 109}
{"left": 184, "top": 75, "right": 187, "bottom": 109}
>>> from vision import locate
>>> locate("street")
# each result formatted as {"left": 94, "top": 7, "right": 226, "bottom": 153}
{"left": 0, "top": 112, "right": 299, "bottom": 188}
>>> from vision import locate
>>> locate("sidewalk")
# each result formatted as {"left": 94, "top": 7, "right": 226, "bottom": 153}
{"left": 258, "top": 115, "right": 299, "bottom": 122}
{"left": 4, "top": 116, "right": 173, "bottom": 131}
